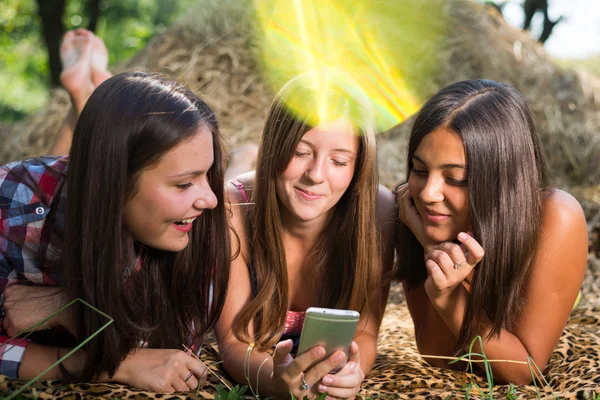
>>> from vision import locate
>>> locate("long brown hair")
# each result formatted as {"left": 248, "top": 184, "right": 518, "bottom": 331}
{"left": 234, "top": 73, "right": 381, "bottom": 349}
{"left": 395, "top": 79, "right": 549, "bottom": 353}
{"left": 63, "top": 72, "right": 230, "bottom": 380}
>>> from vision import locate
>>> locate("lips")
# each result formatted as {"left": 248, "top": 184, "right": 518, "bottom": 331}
{"left": 423, "top": 207, "right": 450, "bottom": 223}
{"left": 172, "top": 214, "right": 201, "bottom": 233}
{"left": 294, "top": 186, "right": 324, "bottom": 200}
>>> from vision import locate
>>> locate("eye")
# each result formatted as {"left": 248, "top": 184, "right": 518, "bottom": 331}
{"left": 447, "top": 178, "right": 468, "bottom": 186}
{"left": 294, "top": 151, "right": 310, "bottom": 158}
{"left": 411, "top": 168, "right": 428, "bottom": 177}
{"left": 332, "top": 159, "right": 348, "bottom": 167}
{"left": 176, "top": 183, "right": 193, "bottom": 190}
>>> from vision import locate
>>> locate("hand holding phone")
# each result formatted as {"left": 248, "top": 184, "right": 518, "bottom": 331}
{"left": 297, "top": 307, "right": 360, "bottom": 371}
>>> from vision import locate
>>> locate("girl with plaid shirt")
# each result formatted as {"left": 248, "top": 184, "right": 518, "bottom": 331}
{"left": 0, "top": 71, "right": 230, "bottom": 392}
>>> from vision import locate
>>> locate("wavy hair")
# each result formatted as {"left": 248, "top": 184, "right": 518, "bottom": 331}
{"left": 395, "top": 79, "right": 549, "bottom": 353}
{"left": 234, "top": 73, "right": 381, "bottom": 349}
{"left": 63, "top": 72, "right": 230, "bottom": 380}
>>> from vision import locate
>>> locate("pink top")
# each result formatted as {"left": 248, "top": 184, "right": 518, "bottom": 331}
{"left": 283, "top": 310, "right": 306, "bottom": 336}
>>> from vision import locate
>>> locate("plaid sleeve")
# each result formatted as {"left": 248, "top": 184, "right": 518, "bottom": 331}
{"left": 0, "top": 334, "right": 31, "bottom": 378}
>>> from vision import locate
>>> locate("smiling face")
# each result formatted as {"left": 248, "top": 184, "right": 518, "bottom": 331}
{"left": 275, "top": 119, "right": 359, "bottom": 227}
{"left": 408, "top": 127, "right": 470, "bottom": 243}
{"left": 122, "top": 126, "right": 218, "bottom": 252}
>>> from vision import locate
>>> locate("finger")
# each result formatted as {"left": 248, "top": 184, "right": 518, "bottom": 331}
{"left": 185, "top": 356, "right": 207, "bottom": 382}
{"left": 425, "top": 259, "right": 447, "bottom": 286}
{"left": 347, "top": 341, "right": 360, "bottom": 364}
{"left": 292, "top": 343, "right": 326, "bottom": 375}
{"left": 273, "top": 339, "right": 305, "bottom": 377}
{"left": 304, "top": 350, "right": 347, "bottom": 385}
{"left": 436, "top": 242, "right": 467, "bottom": 266}
{"left": 457, "top": 232, "right": 485, "bottom": 265}
{"left": 317, "top": 379, "right": 360, "bottom": 399}
{"left": 172, "top": 379, "right": 190, "bottom": 393}
{"left": 184, "top": 374, "right": 199, "bottom": 391}
{"left": 426, "top": 249, "right": 455, "bottom": 276}
{"left": 327, "top": 342, "right": 359, "bottom": 379}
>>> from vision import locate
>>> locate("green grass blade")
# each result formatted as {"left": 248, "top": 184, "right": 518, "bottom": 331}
{"left": 6, "top": 298, "right": 113, "bottom": 400}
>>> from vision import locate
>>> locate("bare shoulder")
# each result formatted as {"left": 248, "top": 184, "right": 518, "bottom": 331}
{"left": 226, "top": 171, "right": 255, "bottom": 262}
{"left": 541, "top": 189, "right": 586, "bottom": 233}
{"left": 536, "top": 189, "right": 587, "bottom": 275}
{"left": 377, "top": 184, "right": 397, "bottom": 224}
{"left": 225, "top": 171, "right": 256, "bottom": 205}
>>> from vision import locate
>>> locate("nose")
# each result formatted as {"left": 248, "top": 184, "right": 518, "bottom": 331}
{"left": 303, "top": 158, "right": 326, "bottom": 184}
{"left": 194, "top": 179, "right": 218, "bottom": 210}
{"left": 419, "top": 175, "right": 445, "bottom": 203}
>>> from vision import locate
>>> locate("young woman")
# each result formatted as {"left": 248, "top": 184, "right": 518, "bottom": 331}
{"left": 216, "top": 73, "right": 397, "bottom": 399}
{"left": 395, "top": 79, "right": 587, "bottom": 384}
{"left": 0, "top": 71, "right": 230, "bottom": 392}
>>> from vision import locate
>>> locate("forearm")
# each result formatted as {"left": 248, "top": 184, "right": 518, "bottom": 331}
{"left": 19, "top": 343, "right": 85, "bottom": 380}
{"left": 431, "top": 287, "right": 541, "bottom": 384}
{"left": 220, "top": 341, "right": 275, "bottom": 397}
{"left": 354, "top": 332, "right": 377, "bottom": 375}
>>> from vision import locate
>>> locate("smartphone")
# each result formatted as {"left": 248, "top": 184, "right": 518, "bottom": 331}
{"left": 296, "top": 307, "right": 360, "bottom": 371}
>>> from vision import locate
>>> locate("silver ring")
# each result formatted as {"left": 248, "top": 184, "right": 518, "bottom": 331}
{"left": 454, "top": 261, "right": 467, "bottom": 270}
{"left": 300, "top": 374, "right": 312, "bottom": 390}
{"left": 184, "top": 371, "right": 194, "bottom": 382}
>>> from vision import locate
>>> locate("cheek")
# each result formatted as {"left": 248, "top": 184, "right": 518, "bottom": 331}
{"left": 407, "top": 175, "right": 421, "bottom": 199}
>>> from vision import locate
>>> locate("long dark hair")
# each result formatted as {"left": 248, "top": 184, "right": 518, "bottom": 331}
{"left": 396, "top": 79, "right": 549, "bottom": 353}
{"left": 63, "top": 72, "right": 230, "bottom": 380}
{"left": 234, "top": 73, "right": 381, "bottom": 349}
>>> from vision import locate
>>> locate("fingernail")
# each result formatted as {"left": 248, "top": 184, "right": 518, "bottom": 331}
{"left": 323, "top": 376, "right": 333, "bottom": 385}
{"left": 348, "top": 361, "right": 356, "bottom": 371}
{"left": 458, "top": 232, "right": 468, "bottom": 240}
{"left": 315, "top": 347, "right": 326, "bottom": 357}
{"left": 318, "top": 384, "right": 328, "bottom": 393}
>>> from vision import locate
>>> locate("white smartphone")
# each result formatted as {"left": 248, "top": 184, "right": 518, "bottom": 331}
{"left": 296, "top": 307, "right": 360, "bottom": 371}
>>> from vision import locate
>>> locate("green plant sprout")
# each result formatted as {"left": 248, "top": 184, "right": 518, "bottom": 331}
{"left": 1, "top": 298, "right": 113, "bottom": 400}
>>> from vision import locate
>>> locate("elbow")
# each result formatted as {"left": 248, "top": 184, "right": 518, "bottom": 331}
{"left": 492, "top": 364, "right": 543, "bottom": 386}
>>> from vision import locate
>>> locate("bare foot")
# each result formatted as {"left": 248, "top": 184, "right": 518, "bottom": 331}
{"left": 60, "top": 28, "right": 94, "bottom": 114}
{"left": 225, "top": 143, "right": 259, "bottom": 180}
{"left": 90, "top": 34, "right": 111, "bottom": 87}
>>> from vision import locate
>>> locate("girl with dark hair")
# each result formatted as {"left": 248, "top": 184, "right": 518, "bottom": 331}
{"left": 0, "top": 71, "right": 230, "bottom": 392}
{"left": 215, "top": 73, "right": 396, "bottom": 399}
{"left": 395, "top": 79, "right": 587, "bottom": 384}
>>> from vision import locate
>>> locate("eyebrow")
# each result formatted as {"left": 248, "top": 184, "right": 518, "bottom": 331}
{"left": 168, "top": 170, "right": 208, "bottom": 179}
{"left": 299, "top": 139, "right": 357, "bottom": 156}
{"left": 412, "top": 154, "right": 466, "bottom": 169}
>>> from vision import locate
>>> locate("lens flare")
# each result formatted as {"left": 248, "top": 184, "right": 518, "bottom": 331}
{"left": 255, "top": 0, "right": 448, "bottom": 131}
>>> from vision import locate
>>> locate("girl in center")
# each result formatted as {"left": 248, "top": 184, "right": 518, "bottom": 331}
{"left": 216, "top": 73, "right": 396, "bottom": 399}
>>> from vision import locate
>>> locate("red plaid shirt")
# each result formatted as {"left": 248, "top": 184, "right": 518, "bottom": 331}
{"left": 0, "top": 156, "right": 67, "bottom": 378}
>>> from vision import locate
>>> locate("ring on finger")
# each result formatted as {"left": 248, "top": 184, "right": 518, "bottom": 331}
{"left": 184, "top": 371, "right": 194, "bottom": 382}
{"left": 454, "top": 261, "right": 467, "bottom": 270}
{"left": 300, "top": 373, "right": 312, "bottom": 390}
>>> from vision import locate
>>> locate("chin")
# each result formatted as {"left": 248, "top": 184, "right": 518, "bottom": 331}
{"left": 152, "top": 238, "right": 189, "bottom": 253}
{"left": 423, "top": 228, "right": 454, "bottom": 244}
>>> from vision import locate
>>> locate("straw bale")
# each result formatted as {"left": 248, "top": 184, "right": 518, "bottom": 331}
{"left": 0, "top": 0, "right": 598, "bottom": 219}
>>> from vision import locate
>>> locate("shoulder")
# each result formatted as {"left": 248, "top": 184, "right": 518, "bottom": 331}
{"left": 535, "top": 189, "right": 587, "bottom": 273}
{"left": 225, "top": 171, "right": 255, "bottom": 205}
{"left": 376, "top": 184, "right": 397, "bottom": 224}
{"left": 0, "top": 156, "right": 67, "bottom": 207}
{"left": 226, "top": 172, "right": 255, "bottom": 263}
{"left": 541, "top": 189, "right": 586, "bottom": 234}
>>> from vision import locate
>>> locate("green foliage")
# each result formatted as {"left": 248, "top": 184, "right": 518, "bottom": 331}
{"left": 214, "top": 384, "right": 249, "bottom": 400}
{"left": 0, "top": 0, "right": 199, "bottom": 123}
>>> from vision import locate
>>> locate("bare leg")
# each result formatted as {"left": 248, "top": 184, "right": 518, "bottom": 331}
{"left": 225, "top": 143, "right": 259, "bottom": 181}
{"left": 50, "top": 29, "right": 111, "bottom": 155}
